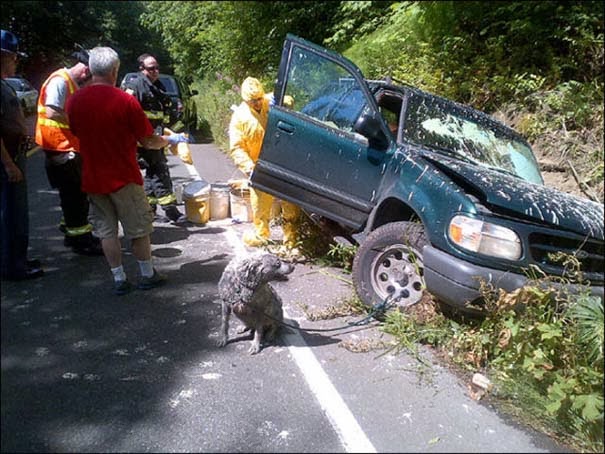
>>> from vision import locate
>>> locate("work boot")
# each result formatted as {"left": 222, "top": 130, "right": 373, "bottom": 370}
{"left": 242, "top": 231, "right": 269, "bottom": 247}
{"left": 66, "top": 234, "right": 104, "bottom": 256}
{"left": 163, "top": 205, "right": 187, "bottom": 224}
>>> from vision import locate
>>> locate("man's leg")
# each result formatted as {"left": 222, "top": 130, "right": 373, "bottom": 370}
{"left": 281, "top": 201, "right": 301, "bottom": 248}
{"left": 243, "top": 188, "right": 273, "bottom": 247}
{"left": 143, "top": 148, "right": 183, "bottom": 222}
{"left": 52, "top": 156, "right": 102, "bottom": 255}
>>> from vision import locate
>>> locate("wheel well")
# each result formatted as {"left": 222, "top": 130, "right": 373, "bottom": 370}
{"left": 369, "top": 197, "right": 419, "bottom": 231}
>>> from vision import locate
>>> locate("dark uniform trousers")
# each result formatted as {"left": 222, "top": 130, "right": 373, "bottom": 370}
{"left": 44, "top": 152, "right": 90, "bottom": 234}
{"left": 138, "top": 146, "right": 175, "bottom": 206}
{"left": 1, "top": 150, "right": 30, "bottom": 277}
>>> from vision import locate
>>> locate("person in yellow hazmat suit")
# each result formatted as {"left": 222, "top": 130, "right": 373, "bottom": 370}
{"left": 228, "top": 77, "right": 300, "bottom": 250}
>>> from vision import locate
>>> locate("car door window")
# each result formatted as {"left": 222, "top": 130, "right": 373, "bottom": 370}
{"left": 284, "top": 47, "right": 368, "bottom": 134}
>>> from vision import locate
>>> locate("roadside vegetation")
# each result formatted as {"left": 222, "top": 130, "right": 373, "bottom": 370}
{"left": 3, "top": 1, "right": 603, "bottom": 450}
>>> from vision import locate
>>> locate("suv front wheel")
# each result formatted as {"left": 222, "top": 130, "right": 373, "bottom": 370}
{"left": 352, "top": 221, "right": 427, "bottom": 308}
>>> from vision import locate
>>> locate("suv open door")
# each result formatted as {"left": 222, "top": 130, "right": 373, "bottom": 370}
{"left": 251, "top": 34, "right": 392, "bottom": 231}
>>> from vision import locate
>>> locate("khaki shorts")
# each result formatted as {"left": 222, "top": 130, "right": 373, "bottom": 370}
{"left": 89, "top": 183, "right": 154, "bottom": 239}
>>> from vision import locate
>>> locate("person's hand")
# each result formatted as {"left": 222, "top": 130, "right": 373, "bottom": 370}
{"left": 4, "top": 161, "right": 23, "bottom": 183}
{"left": 166, "top": 133, "right": 190, "bottom": 145}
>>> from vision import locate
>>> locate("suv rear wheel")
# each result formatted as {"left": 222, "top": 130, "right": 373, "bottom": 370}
{"left": 352, "top": 221, "right": 427, "bottom": 308}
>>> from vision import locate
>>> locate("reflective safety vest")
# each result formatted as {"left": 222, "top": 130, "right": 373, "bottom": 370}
{"left": 122, "top": 72, "right": 170, "bottom": 128}
{"left": 35, "top": 68, "right": 80, "bottom": 152}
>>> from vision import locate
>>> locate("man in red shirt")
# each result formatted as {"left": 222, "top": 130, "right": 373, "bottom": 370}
{"left": 66, "top": 46, "right": 188, "bottom": 295}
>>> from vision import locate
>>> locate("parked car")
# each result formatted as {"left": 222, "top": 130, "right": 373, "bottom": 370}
{"left": 5, "top": 76, "right": 38, "bottom": 115}
{"left": 120, "top": 72, "right": 198, "bottom": 131}
{"left": 251, "top": 34, "right": 604, "bottom": 315}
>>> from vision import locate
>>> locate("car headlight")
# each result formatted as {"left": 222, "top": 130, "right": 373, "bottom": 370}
{"left": 448, "top": 215, "right": 521, "bottom": 260}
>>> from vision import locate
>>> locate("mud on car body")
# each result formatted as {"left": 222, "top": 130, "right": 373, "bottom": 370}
{"left": 251, "top": 34, "right": 604, "bottom": 315}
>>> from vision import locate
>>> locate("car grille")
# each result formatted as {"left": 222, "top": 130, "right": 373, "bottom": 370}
{"left": 528, "top": 232, "right": 604, "bottom": 281}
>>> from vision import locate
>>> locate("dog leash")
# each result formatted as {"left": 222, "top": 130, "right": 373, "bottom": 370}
{"left": 265, "top": 294, "right": 397, "bottom": 333}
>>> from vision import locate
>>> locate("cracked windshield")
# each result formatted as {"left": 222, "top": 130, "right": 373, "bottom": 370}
{"left": 404, "top": 94, "right": 543, "bottom": 184}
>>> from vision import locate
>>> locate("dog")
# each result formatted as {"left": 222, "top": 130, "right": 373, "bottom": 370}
{"left": 217, "top": 252, "right": 294, "bottom": 354}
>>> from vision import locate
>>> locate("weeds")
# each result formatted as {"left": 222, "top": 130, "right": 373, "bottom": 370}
{"left": 381, "top": 258, "right": 604, "bottom": 453}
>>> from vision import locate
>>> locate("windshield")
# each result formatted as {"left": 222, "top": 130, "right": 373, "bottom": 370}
{"left": 159, "top": 76, "right": 179, "bottom": 96}
{"left": 6, "top": 79, "right": 23, "bottom": 91}
{"left": 403, "top": 93, "right": 543, "bottom": 184}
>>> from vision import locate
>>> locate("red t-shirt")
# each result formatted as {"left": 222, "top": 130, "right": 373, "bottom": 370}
{"left": 66, "top": 84, "right": 153, "bottom": 194}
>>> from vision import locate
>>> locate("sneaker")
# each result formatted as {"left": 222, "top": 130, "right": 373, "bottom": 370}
{"left": 137, "top": 269, "right": 167, "bottom": 290}
{"left": 114, "top": 280, "right": 134, "bottom": 296}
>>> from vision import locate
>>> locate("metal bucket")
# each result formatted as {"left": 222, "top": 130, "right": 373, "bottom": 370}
{"left": 230, "top": 187, "right": 253, "bottom": 223}
{"left": 183, "top": 180, "right": 210, "bottom": 224}
{"left": 210, "top": 183, "right": 231, "bottom": 220}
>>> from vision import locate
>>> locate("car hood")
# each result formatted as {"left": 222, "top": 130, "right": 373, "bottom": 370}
{"left": 423, "top": 153, "right": 604, "bottom": 240}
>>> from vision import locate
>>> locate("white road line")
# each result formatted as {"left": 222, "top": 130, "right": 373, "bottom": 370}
{"left": 222, "top": 229, "right": 376, "bottom": 454}
{"left": 184, "top": 162, "right": 199, "bottom": 179}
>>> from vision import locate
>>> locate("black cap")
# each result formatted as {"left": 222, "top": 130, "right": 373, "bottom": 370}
{"left": 71, "top": 49, "right": 89, "bottom": 66}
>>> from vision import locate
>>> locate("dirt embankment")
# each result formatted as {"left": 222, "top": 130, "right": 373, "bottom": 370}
{"left": 493, "top": 108, "right": 604, "bottom": 204}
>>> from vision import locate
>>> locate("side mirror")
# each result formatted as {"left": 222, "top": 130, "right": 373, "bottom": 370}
{"left": 354, "top": 113, "right": 389, "bottom": 150}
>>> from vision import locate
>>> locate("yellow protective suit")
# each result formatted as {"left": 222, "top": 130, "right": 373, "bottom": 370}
{"left": 228, "top": 77, "right": 300, "bottom": 247}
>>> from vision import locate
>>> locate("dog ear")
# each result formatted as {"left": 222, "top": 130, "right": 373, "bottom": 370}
{"left": 241, "top": 257, "right": 265, "bottom": 288}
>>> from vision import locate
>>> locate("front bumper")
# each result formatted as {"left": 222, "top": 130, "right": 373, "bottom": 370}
{"left": 423, "top": 245, "right": 604, "bottom": 312}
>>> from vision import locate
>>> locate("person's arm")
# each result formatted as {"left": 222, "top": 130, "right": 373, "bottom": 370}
{"left": 44, "top": 105, "right": 68, "bottom": 124}
{"left": 42, "top": 76, "right": 69, "bottom": 124}
{"left": 139, "top": 134, "right": 169, "bottom": 150}
{"left": 138, "top": 132, "right": 189, "bottom": 150}
{"left": 228, "top": 115, "right": 255, "bottom": 175}
{"left": 1, "top": 138, "right": 23, "bottom": 183}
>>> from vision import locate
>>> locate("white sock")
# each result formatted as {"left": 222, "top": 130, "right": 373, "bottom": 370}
{"left": 138, "top": 260, "right": 154, "bottom": 278}
{"left": 111, "top": 265, "right": 127, "bottom": 282}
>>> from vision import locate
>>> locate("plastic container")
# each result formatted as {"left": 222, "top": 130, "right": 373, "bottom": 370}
{"left": 210, "top": 183, "right": 231, "bottom": 220}
{"left": 183, "top": 180, "right": 210, "bottom": 224}
{"left": 230, "top": 186, "right": 253, "bottom": 223}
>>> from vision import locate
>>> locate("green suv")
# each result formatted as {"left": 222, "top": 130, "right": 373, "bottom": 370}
{"left": 251, "top": 35, "right": 604, "bottom": 314}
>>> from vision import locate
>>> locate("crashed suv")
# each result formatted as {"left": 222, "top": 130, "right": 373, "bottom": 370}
{"left": 251, "top": 34, "right": 604, "bottom": 314}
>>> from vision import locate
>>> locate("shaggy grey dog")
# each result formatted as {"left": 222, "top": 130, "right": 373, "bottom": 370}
{"left": 217, "top": 252, "right": 294, "bottom": 354}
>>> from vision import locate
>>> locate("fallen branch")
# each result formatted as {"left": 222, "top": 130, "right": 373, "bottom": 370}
{"left": 539, "top": 161, "right": 567, "bottom": 172}
{"left": 567, "top": 160, "right": 600, "bottom": 202}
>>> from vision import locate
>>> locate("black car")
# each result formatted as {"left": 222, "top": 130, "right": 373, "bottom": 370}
{"left": 120, "top": 72, "right": 198, "bottom": 131}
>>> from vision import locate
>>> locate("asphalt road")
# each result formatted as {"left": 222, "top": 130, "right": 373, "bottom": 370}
{"left": 1, "top": 132, "right": 570, "bottom": 452}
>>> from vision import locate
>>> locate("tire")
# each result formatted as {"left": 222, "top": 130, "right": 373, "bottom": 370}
{"left": 352, "top": 221, "right": 427, "bottom": 308}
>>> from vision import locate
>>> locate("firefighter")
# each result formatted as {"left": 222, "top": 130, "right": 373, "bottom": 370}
{"left": 35, "top": 48, "right": 103, "bottom": 255}
{"left": 121, "top": 53, "right": 185, "bottom": 223}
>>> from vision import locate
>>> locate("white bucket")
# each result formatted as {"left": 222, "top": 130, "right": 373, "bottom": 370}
{"left": 210, "top": 183, "right": 231, "bottom": 220}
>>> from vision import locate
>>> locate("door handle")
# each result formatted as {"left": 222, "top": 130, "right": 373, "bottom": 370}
{"left": 276, "top": 121, "right": 295, "bottom": 134}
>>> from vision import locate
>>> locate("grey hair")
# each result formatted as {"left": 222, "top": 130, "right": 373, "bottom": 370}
{"left": 89, "top": 46, "right": 119, "bottom": 77}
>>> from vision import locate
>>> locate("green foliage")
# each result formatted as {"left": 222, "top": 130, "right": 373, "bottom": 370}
{"left": 324, "top": 1, "right": 396, "bottom": 51}
{"left": 2, "top": 1, "right": 164, "bottom": 87}
{"left": 193, "top": 73, "right": 241, "bottom": 148}
{"left": 322, "top": 243, "right": 357, "bottom": 272}
{"left": 382, "top": 261, "right": 604, "bottom": 452}
{"left": 141, "top": 1, "right": 341, "bottom": 82}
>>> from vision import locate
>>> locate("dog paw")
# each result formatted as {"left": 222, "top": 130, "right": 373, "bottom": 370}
{"left": 216, "top": 338, "right": 228, "bottom": 348}
{"left": 248, "top": 344, "right": 261, "bottom": 355}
